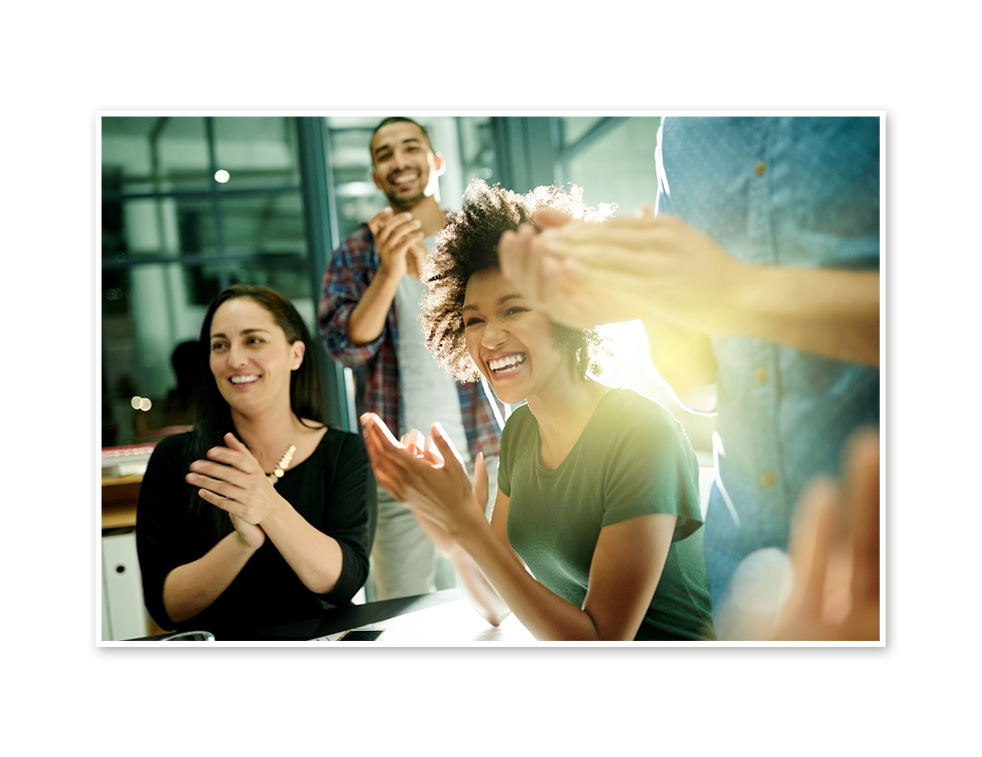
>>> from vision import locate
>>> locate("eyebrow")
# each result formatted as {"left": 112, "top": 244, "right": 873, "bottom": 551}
{"left": 373, "top": 137, "right": 422, "bottom": 158}
{"left": 461, "top": 293, "right": 524, "bottom": 312}
{"left": 210, "top": 328, "right": 273, "bottom": 340}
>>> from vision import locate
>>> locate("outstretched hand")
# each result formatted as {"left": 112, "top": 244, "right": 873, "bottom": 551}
{"left": 186, "top": 432, "right": 286, "bottom": 545}
{"left": 498, "top": 204, "right": 745, "bottom": 334}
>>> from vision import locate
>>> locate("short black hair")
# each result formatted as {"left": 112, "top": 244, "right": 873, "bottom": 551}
{"left": 420, "top": 179, "right": 612, "bottom": 383}
{"left": 369, "top": 117, "right": 435, "bottom": 163}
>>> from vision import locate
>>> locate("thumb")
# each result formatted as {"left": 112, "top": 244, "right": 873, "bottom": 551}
{"left": 638, "top": 202, "right": 656, "bottom": 219}
{"left": 472, "top": 452, "right": 489, "bottom": 511}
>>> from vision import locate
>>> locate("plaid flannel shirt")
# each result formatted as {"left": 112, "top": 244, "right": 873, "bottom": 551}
{"left": 318, "top": 224, "right": 504, "bottom": 460}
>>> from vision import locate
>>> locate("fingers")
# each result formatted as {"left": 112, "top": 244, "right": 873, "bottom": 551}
{"left": 843, "top": 430, "right": 880, "bottom": 602}
{"left": 500, "top": 225, "right": 578, "bottom": 318}
{"left": 423, "top": 434, "right": 444, "bottom": 465}
{"left": 533, "top": 206, "right": 574, "bottom": 229}
{"left": 498, "top": 225, "right": 543, "bottom": 302}
{"left": 402, "top": 428, "right": 426, "bottom": 456}
{"left": 360, "top": 412, "right": 402, "bottom": 446}
{"left": 368, "top": 206, "right": 394, "bottom": 236}
{"left": 554, "top": 215, "right": 680, "bottom": 253}
{"left": 430, "top": 422, "right": 465, "bottom": 471}
{"left": 375, "top": 212, "right": 423, "bottom": 253}
{"left": 785, "top": 477, "right": 839, "bottom": 623}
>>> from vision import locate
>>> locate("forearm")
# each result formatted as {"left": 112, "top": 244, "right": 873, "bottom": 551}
{"left": 346, "top": 270, "right": 400, "bottom": 346}
{"left": 445, "top": 543, "right": 512, "bottom": 626}
{"left": 453, "top": 522, "right": 609, "bottom": 641}
{"left": 261, "top": 504, "right": 345, "bottom": 595}
{"left": 724, "top": 266, "right": 880, "bottom": 366}
{"left": 407, "top": 507, "right": 511, "bottom": 625}
{"left": 162, "top": 532, "right": 259, "bottom": 624}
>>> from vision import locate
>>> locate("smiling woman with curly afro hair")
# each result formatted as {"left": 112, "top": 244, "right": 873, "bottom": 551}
{"left": 360, "top": 178, "right": 716, "bottom": 641}
{"left": 420, "top": 179, "right": 610, "bottom": 384}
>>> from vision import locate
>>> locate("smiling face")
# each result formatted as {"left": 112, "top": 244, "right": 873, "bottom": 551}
{"left": 370, "top": 121, "right": 442, "bottom": 210}
{"left": 463, "top": 267, "right": 570, "bottom": 406}
{"left": 208, "top": 297, "right": 305, "bottom": 419}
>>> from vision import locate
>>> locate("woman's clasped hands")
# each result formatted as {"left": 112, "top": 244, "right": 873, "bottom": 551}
{"left": 185, "top": 432, "right": 286, "bottom": 549}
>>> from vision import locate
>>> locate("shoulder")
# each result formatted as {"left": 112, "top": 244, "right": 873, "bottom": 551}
{"left": 594, "top": 388, "right": 694, "bottom": 458}
{"left": 314, "top": 424, "right": 370, "bottom": 462}
{"left": 598, "top": 387, "right": 679, "bottom": 425}
{"left": 148, "top": 430, "right": 193, "bottom": 463}
{"left": 334, "top": 224, "right": 375, "bottom": 256}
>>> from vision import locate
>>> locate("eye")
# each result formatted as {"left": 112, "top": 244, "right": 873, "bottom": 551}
{"left": 504, "top": 306, "right": 529, "bottom": 317}
{"left": 210, "top": 341, "right": 228, "bottom": 352}
{"left": 463, "top": 316, "right": 485, "bottom": 328}
{"left": 247, "top": 336, "right": 265, "bottom": 345}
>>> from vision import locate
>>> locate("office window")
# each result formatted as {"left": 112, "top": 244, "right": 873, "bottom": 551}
{"left": 101, "top": 116, "right": 309, "bottom": 447}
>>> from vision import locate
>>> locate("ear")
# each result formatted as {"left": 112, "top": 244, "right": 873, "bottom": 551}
{"left": 431, "top": 152, "right": 446, "bottom": 177}
{"left": 290, "top": 340, "right": 305, "bottom": 371}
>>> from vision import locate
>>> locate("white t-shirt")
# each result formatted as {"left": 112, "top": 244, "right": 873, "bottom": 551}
{"left": 393, "top": 236, "right": 471, "bottom": 463}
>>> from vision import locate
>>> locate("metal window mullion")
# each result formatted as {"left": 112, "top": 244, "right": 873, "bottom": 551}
{"left": 204, "top": 116, "right": 230, "bottom": 290}
{"left": 297, "top": 116, "right": 356, "bottom": 432}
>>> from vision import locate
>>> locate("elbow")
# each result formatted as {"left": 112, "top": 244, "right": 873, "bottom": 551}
{"left": 484, "top": 608, "right": 511, "bottom": 627}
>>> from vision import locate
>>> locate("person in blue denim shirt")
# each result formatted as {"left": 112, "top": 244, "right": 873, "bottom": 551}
{"left": 497, "top": 116, "right": 880, "bottom": 634}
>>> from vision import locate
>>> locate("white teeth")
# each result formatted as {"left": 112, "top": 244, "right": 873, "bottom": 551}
{"left": 230, "top": 375, "right": 259, "bottom": 384}
{"left": 489, "top": 354, "right": 526, "bottom": 372}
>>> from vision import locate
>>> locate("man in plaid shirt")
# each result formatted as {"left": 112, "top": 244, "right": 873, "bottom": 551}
{"left": 319, "top": 117, "right": 504, "bottom": 600}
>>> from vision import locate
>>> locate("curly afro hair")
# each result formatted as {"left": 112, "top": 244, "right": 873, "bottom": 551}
{"left": 420, "top": 179, "right": 613, "bottom": 383}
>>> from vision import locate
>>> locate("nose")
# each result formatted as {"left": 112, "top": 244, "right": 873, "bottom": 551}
{"left": 390, "top": 148, "right": 411, "bottom": 170}
{"left": 482, "top": 317, "right": 508, "bottom": 350}
{"left": 226, "top": 342, "right": 248, "bottom": 367}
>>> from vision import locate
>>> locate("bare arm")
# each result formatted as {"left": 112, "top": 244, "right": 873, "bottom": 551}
{"left": 362, "top": 414, "right": 675, "bottom": 641}
{"left": 369, "top": 425, "right": 512, "bottom": 625}
{"left": 162, "top": 525, "right": 262, "bottom": 623}
{"left": 499, "top": 209, "right": 880, "bottom": 374}
{"left": 186, "top": 433, "right": 346, "bottom": 595}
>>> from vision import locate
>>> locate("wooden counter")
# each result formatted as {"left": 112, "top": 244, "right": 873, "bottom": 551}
{"left": 102, "top": 473, "right": 142, "bottom": 530}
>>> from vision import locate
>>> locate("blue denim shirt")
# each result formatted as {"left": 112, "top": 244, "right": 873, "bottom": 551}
{"left": 655, "top": 116, "right": 881, "bottom": 611}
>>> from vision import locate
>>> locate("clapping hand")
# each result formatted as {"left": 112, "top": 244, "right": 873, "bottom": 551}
{"left": 498, "top": 204, "right": 745, "bottom": 335}
{"left": 369, "top": 206, "right": 427, "bottom": 281}
{"left": 186, "top": 432, "right": 287, "bottom": 548}
{"left": 361, "top": 413, "right": 487, "bottom": 542}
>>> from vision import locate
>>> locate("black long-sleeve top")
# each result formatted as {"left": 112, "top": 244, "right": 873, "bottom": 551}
{"left": 135, "top": 428, "right": 377, "bottom": 639}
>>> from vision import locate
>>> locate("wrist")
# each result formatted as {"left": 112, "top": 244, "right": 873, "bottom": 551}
{"left": 375, "top": 261, "right": 404, "bottom": 286}
{"left": 228, "top": 528, "right": 263, "bottom": 554}
{"left": 447, "top": 505, "right": 489, "bottom": 550}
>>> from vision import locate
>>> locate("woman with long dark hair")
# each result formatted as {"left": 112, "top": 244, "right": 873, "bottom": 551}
{"left": 136, "top": 285, "right": 376, "bottom": 637}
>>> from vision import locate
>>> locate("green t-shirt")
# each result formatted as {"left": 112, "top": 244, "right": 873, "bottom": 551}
{"left": 497, "top": 388, "right": 715, "bottom": 641}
